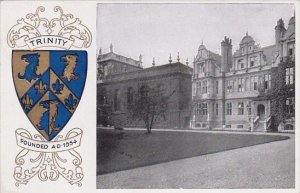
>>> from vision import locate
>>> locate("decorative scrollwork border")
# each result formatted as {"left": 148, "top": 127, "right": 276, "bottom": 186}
{"left": 14, "top": 128, "right": 84, "bottom": 186}
{"left": 7, "top": 6, "right": 92, "bottom": 49}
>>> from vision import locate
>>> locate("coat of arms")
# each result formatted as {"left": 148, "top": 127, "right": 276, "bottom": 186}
{"left": 12, "top": 50, "right": 87, "bottom": 141}
{"left": 7, "top": 6, "right": 91, "bottom": 186}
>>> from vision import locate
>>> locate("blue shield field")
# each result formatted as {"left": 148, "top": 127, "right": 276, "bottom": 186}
{"left": 12, "top": 50, "right": 87, "bottom": 141}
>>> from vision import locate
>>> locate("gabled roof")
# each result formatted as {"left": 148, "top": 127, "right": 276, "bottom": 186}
{"left": 262, "top": 45, "right": 276, "bottom": 65}
{"left": 196, "top": 44, "right": 221, "bottom": 63}
{"left": 282, "top": 16, "right": 295, "bottom": 41}
{"left": 195, "top": 43, "right": 222, "bottom": 70}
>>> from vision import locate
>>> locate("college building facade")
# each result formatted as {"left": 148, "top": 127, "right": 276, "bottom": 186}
{"left": 97, "top": 47, "right": 193, "bottom": 129}
{"left": 191, "top": 16, "right": 295, "bottom": 132}
{"left": 97, "top": 16, "right": 295, "bottom": 132}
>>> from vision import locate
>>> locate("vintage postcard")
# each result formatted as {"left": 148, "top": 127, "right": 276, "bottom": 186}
{"left": 0, "top": 1, "right": 299, "bottom": 193}
{"left": 1, "top": 1, "right": 96, "bottom": 192}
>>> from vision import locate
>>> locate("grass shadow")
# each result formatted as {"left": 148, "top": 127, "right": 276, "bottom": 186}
{"left": 97, "top": 129, "right": 289, "bottom": 175}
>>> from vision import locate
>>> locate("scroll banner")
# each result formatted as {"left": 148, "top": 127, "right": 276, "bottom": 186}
{"left": 25, "top": 35, "right": 74, "bottom": 50}
{"left": 15, "top": 128, "right": 82, "bottom": 153}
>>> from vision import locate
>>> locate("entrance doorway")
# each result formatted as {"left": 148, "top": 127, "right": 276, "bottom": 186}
{"left": 257, "top": 104, "right": 265, "bottom": 119}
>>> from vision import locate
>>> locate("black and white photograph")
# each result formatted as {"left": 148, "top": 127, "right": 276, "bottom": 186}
{"left": 96, "top": 3, "right": 295, "bottom": 189}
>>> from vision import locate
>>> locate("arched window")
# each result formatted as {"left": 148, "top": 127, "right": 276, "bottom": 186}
{"left": 127, "top": 87, "right": 134, "bottom": 105}
{"left": 114, "top": 89, "right": 121, "bottom": 111}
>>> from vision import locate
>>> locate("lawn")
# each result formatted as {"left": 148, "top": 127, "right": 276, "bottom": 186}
{"left": 97, "top": 129, "right": 289, "bottom": 175}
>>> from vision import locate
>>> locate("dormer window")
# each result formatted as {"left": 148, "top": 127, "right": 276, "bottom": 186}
{"left": 238, "top": 59, "right": 244, "bottom": 69}
{"left": 197, "top": 62, "right": 205, "bottom": 74}
{"left": 202, "top": 65, "right": 205, "bottom": 73}
{"left": 250, "top": 56, "right": 257, "bottom": 67}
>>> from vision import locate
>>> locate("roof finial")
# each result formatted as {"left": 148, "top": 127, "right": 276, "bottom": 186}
{"left": 186, "top": 58, "right": 189, "bottom": 66}
{"left": 201, "top": 40, "right": 203, "bottom": 45}
{"left": 109, "top": 43, "right": 113, "bottom": 52}
{"left": 99, "top": 48, "right": 102, "bottom": 55}
{"left": 152, "top": 57, "right": 155, "bottom": 67}
{"left": 169, "top": 53, "right": 172, "bottom": 64}
{"left": 177, "top": 52, "right": 180, "bottom": 62}
{"left": 138, "top": 54, "right": 143, "bottom": 67}
{"left": 246, "top": 28, "right": 248, "bottom": 36}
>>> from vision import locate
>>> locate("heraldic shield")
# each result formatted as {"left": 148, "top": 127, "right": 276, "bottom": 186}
{"left": 12, "top": 50, "right": 87, "bottom": 141}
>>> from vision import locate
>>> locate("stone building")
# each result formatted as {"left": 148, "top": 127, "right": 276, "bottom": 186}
{"left": 97, "top": 43, "right": 143, "bottom": 81}
{"left": 97, "top": 51, "right": 193, "bottom": 129}
{"left": 191, "top": 16, "right": 295, "bottom": 132}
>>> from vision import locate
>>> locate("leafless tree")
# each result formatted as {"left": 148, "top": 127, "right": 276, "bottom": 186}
{"left": 127, "top": 85, "right": 175, "bottom": 134}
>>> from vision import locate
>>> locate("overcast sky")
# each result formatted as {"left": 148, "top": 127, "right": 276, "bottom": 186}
{"left": 97, "top": 3, "right": 294, "bottom": 68}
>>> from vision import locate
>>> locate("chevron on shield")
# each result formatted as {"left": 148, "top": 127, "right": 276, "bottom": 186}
{"left": 12, "top": 50, "right": 87, "bottom": 141}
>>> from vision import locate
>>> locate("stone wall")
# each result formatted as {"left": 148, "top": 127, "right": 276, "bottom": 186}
{"left": 97, "top": 62, "right": 193, "bottom": 129}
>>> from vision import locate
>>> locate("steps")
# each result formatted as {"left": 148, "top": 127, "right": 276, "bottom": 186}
{"left": 254, "top": 121, "right": 265, "bottom": 132}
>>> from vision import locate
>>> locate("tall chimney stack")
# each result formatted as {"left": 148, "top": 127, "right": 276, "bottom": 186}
{"left": 221, "top": 36, "right": 232, "bottom": 72}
